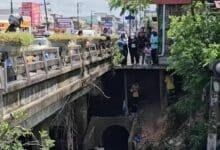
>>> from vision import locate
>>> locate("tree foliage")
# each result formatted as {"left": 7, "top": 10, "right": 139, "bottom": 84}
{"left": 0, "top": 113, "right": 54, "bottom": 150}
{"left": 167, "top": 2, "right": 220, "bottom": 148}
{"left": 0, "top": 32, "right": 34, "bottom": 47}
{"left": 168, "top": 2, "right": 220, "bottom": 97}
{"left": 112, "top": 45, "right": 124, "bottom": 65}
{"left": 108, "top": 0, "right": 152, "bottom": 15}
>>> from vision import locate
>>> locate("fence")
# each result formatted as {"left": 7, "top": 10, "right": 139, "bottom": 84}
{"left": 0, "top": 44, "right": 112, "bottom": 92}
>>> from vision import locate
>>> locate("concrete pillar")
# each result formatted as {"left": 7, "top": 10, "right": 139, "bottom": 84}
{"left": 0, "top": 93, "right": 3, "bottom": 119}
{"left": 160, "top": 70, "right": 167, "bottom": 111}
{"left": 75, "top": 95, "right": 88, "bottom": 142}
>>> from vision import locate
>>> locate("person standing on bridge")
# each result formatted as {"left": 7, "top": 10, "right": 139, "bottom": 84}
{"left": 117, "top": 33, "right": 128, "bottom": 65}
{"left": 128, "top": 33, "right": 139, "bottom": 65}
{"left": 144, "top": 42, "right": 152, "bottom": 65}
{"left": 150, "top": 31, "right": 159, "bottom": 65}
{"left": 4, "top": 52, "right": 16, "bottom": 82}
{"left": 137, "top": 28, "right": 148, "bottom": 65}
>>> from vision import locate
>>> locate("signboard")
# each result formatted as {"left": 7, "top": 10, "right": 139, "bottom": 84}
{"left": 0, "top": 23, "right": 8, "bottom": 28}
{"left": 104, "top": 22, "right": 112, "bottom": 28}
{"left": 125, "top": 15, "right": 135, "bottom": 20}
{"left": 155, "top": 0, "right": 192, "bottom": 4}
{"left": 21, "top": 2, "right": 41, "bottom": 26}
{"left": 56, "top": 18, "right": 73, "bottom": 28}
{"left": 0, "top": 21, "right": 30, "bottom": 29}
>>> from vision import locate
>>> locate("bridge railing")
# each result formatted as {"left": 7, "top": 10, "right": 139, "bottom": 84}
{"left": 0, "top": 44, "right": 112, "bottom": 91}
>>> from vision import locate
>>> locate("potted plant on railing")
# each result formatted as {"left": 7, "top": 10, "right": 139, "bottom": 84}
{"left": 0, "top": 32, "right": 34, "bottom": 56}
{"left": 48, "top": 33, "right": 74, "bottom": 65}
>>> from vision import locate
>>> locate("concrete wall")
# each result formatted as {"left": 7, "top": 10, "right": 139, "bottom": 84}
{"left": 0, "top": 48, "right": 112, "bottom": 128}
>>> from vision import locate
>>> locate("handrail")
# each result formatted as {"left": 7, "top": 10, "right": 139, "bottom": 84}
{"left": 0, "top": 44, "right": 112, "bottom": 91}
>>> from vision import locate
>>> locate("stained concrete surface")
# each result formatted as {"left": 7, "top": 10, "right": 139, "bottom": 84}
{"left": 136, "top": 100, "right": 164, "bottom": 146}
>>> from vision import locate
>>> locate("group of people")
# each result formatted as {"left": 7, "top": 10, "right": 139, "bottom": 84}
{"left": 117, "top": 27, "right": 159, "bottom": 66}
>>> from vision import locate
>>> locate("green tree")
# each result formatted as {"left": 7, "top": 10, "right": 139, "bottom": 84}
{"left": 0, "top": 113, "right": 54, "bottom": 150}
{"left": 167, "top": 2, "right": 220, "bottom": 143}
{"left": 108, "top": 0, "right": 151, "bottom": 15}
{"left": 168, "top": 2, "right": 220, "bottom": 98}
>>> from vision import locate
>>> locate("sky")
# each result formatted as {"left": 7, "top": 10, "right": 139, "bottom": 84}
{"left": 1, "top": 0, "right": 121, "bottom": 17}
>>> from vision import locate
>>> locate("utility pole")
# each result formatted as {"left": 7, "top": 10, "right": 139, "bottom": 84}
{"left": 90, "top": 10, "right": 93, "bottom": 30}
{"left": 77, "top": 2, "right": 80, "bottom": 30}
{"left": 10, "top": 0, "right": 13, "bottom": 14}
{"left": 43, "top": 0, "right": 49, "bottom": 31}
{"left": 123, "top": 15, "right": 125, "bottom": 31}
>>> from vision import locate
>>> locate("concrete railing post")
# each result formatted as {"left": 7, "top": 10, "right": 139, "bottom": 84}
{"left": 22, "top": 52, "right": 30, "bottom": 82}
{"left": 0, "top": 92, "right": 3, "bottom": 119}
{"left": 0, "top": 67, "right": 5, "bottom": 119}
{"left": 56, "top": 47, "right": 62, "bottom": 71}
{"left": 42, "top": 50, "right": 48, "bottom": 75}
{"left": 3, "top": 62, "right": 8, "bottom": 91}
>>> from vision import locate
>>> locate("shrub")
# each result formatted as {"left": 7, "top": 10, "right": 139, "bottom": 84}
{"left": 112, "top": 45, "right": 124, "bottom": 65}
{"left": 0, "top": 117, "right": 54, "bottom": 150}
{"left": 48, "top": 33, "right": 74, "bottom": 42}
{"left": 168, "top": 95, "right": 202, "bottom": 129}
{"left": 0, "top": 32, "right": 34, "bottom": 47}
{"left": 185, "top": 121, "right": 207, "bottom": 150}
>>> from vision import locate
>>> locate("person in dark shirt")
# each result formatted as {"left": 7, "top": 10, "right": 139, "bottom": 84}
{"left": 137, "top": 31, "right": 148, "bottom": 65}
{"left": 128, "top": 33, "right": 139, "bottom": 65}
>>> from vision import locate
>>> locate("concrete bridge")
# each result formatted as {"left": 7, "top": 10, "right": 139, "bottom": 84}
{"left": 0, "top": 45, "right": 112, "bottom": 128}
{"left": 0, "top": 42, "right": 170, "bottom": 150}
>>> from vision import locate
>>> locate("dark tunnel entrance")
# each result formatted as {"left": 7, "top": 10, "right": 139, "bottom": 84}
{"left": 102, "top": 125, "right": 129, "bottom": 150}
{"left": 88, "top": 70, "right": 161, "bottom": 117}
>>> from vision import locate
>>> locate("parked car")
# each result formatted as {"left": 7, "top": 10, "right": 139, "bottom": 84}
{"left": 29, "top": 37, "right": 52, "bottom": 50}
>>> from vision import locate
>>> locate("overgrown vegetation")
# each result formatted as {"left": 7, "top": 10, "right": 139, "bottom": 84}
{"left": 166, "top": 2, "right": 220, "bottom": 148}
{"left": 49, "top": 33, "right": 117, "bottom": 43}
{"left": 108, "top": 0, "right": 151, "bottom": 15}
{"left": 0, "top": 113, "right": 54, "bottom": 150}
{"left": 185, "top": 121, "right": 208, "bottom": 150}
{"left": 0, "top": 32, "right": 34, "bottom": 47}
{"left": 112, "top": 45, "right": 124, "bottom": 65}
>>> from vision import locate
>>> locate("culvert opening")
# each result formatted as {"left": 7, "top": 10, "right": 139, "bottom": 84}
{"left": 102, "top": 125, "right": 129, "bottom": 150}
{"left": 88, "top": 70, "right": 162, "bottom": 117}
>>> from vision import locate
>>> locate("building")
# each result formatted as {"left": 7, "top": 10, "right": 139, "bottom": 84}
{"left": 100, "top": 15, "right": 121, "bottom": 34}
{"left": 21, "top": 2, "right": 41, "bottom": 27}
